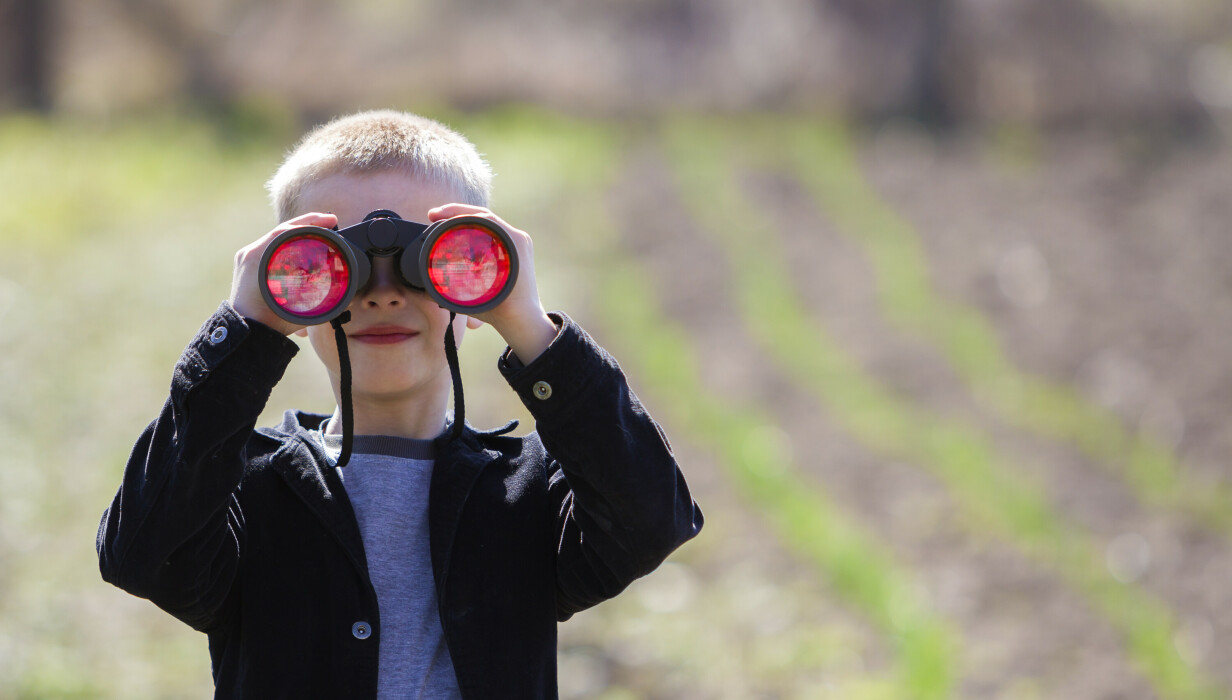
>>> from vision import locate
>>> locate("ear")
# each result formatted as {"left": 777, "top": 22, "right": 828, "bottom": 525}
{"left": 294, "top": 327, "right": 308, "bottom": 337}
{"left": 464, "top": 315, "right": 485, "bottom": 330}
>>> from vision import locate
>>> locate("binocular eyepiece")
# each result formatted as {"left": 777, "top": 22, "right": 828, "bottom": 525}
{"left": 259, "top": 209, "right": 519, "bottom": 325}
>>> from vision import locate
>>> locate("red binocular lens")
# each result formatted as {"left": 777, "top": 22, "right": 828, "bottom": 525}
{"left": 259, "top": 211, "right": 518, "bottom": 325}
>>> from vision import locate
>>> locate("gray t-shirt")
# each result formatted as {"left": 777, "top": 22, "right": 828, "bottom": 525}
{"left": 320, "top": 431, "right": 461, "bottom": 700}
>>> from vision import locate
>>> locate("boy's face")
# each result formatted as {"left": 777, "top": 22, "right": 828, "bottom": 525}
{"left": 294, "top": 170, "right": 479, "bottom": 416}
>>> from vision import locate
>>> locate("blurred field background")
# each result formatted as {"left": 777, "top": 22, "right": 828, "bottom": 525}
{"left": 1, "top": 0, "right": 1231, "bottom": 698}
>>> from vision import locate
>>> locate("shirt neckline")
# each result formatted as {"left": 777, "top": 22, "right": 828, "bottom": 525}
{"left": 320, "top": 432, "right": 437, "bottom": 461}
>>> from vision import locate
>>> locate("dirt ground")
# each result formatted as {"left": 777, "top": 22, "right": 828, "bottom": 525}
{"left": 857, "top": 129, "right": 1232, "bottom": 696}
{"left": 560, "top": 128, "right": 1232, "bottom": 698}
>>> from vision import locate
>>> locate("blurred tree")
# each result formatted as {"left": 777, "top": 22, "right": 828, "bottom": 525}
{"left": 5, "top": 0, "right": 1227, "bottom": 125}
{"left": 0, "top": 0, "right": 55, "bottom": 111}
{"left": 906, "top": 0, "right": 954, "bottom": 129}
{"left": 114, "top": 0, "right": 238, "bottom": 110}
{"left": 822, "top": 0, "right": 956, "bottom": 127}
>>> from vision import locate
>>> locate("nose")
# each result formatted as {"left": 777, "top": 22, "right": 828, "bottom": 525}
{"left": 358, "top": 255, "right": 411, "bottom": 309}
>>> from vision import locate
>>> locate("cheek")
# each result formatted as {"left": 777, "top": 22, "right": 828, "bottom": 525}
{"left": 307, "top": 327, "right": 341, "bottom": 370}
{"left": 411, "top": 296, "right": 457, "bottom": 336}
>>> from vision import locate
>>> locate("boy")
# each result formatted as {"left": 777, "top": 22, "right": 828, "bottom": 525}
{"left": 97, "top": 110, "right": 703, "bottom": 699}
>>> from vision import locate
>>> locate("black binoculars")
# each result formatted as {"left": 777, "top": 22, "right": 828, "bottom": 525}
{"left": 259, "top": 209, "right": 519, "bottom": 325}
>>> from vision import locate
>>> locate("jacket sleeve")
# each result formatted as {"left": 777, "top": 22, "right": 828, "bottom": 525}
{"left": 96, "top": 301, "right": 299, "bottom": 632}
{"left": 498, "top": 313, "right": 703, "bottom": 620}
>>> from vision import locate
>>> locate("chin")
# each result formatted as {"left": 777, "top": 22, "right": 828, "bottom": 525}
{"left": 352, "top": 372, "right": 447, "bottom": 399}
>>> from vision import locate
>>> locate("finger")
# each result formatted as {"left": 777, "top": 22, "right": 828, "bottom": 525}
{"left": 427, "top": 203, "right": 491, "bottom": 222}
{"left": 277, "top": 211, "right": 338, "bottom": 232}
{"left": 428, "top": 206, "right": 527, "bottom": 248}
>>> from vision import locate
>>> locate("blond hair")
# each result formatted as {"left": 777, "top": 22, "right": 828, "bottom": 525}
{"left": 266, "top": 110, "right": 492, "bottom": 221}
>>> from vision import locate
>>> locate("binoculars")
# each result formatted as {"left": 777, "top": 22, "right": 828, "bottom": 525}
{"left": 259, "top": 209, "right": 519, "bottom": 325}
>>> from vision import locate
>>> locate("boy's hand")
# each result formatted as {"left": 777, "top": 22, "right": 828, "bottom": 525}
{"left": 428, "top": 204, "right": 557, "bottom": 364}
{"left": 229, "top": 212, "right": 339, "bottom": 336}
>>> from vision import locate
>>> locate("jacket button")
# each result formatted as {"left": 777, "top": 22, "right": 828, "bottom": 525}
{"left": 209, "top": 327, "right": 228, "bottom": 344}
{"left": 352, "top": 621, "right": 371, "bottom": 639}
{"left": 532, "top": 381, "right": 552, "bottom": 400}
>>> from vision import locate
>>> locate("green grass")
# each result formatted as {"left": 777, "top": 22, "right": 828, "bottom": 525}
{"left": 0, "top": 115, "right": 276, "bottom": 253}
{"left": 0, "top": 114, "right": 281, "bottom": 699}
{"left": 660, "top": 117, "right": 1225, "bottom": 700}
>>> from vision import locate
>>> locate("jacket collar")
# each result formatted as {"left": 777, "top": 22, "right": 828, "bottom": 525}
{"left": 427, "top": 424, "right": 494, "bottom": 597}
{"left": 260, "top": 410, "right": 514, "bottom": 593}
{"left": 263, "top": 410, "right": 369, "bottom": 576}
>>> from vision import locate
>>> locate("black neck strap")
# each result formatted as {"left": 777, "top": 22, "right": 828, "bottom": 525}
{"left": 444, "top": 311, "right": 465, "bottom": 442}
{"left": 329, "top": 311, "right": 354, "bottom": 467}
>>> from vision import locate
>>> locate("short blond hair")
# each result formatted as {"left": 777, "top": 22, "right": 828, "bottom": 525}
{"left": 266, "top": 110, "right": 492, "bottom": 221}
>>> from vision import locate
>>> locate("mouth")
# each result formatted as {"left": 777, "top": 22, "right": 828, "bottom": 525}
{"left": 349, "top": 325, "right": 418, "bottom": 345}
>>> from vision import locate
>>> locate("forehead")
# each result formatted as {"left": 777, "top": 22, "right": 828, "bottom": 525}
{"left": 296, "top": 170, "right": 464, "bottom": 226}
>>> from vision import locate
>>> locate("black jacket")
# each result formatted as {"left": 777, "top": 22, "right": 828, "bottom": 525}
{"left": 97, "top": 302, "right": 702, "bottom": 699}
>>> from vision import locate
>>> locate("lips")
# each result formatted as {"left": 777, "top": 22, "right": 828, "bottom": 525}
{"left": 349, "top": 325, "right": 418, "bottom": 345}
